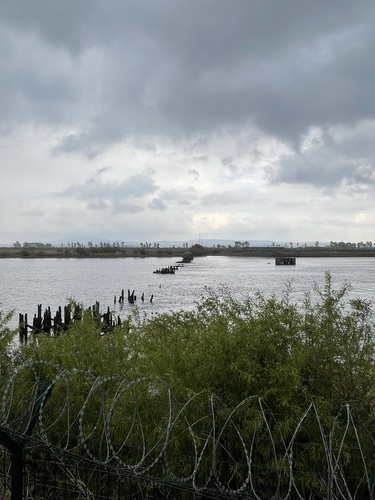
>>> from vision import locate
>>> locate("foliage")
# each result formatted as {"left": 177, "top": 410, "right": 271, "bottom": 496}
{"left": 2, "top": 273, "right": 375, "bottom": 497}
{"left": 0, "top": 306, "right": 15, "bottom": 354}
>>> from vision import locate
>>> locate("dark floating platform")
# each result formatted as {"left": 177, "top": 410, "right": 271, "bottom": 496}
{"left": 153, "top": 255, "right": 194, "bottom": 274}
{"left": 153, "top": 266, "right": 177, "bottom": 274}
{"left": 275, "top": 257, "right": 296, "bottom": 265}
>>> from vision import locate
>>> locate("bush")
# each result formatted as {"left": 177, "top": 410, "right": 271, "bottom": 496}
{"left": 3, "top": 273, "right": 375, "bottom": 496}
{"left": 0, "top": 306, "right": 15, "bottom": 354}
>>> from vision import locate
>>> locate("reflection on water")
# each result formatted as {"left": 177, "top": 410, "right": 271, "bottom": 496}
{"left": 0, "top": 256, "right": 374, "bottom": 328}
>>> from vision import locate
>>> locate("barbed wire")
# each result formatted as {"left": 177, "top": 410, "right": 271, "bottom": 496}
{"left": 1, "top": 356, "right": 375, "bottom": 498}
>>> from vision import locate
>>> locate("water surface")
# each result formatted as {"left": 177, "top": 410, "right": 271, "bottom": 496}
{"left": 0, "top": 256, "right": 374, "bottom": 327}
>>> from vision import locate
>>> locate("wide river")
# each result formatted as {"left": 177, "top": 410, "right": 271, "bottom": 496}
{"left": 0, "top": 256, "right": 374, "bottom": 328}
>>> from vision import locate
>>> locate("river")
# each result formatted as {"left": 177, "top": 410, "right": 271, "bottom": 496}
{"left": 0, "top": 256, "right": 374, "bottom": 328}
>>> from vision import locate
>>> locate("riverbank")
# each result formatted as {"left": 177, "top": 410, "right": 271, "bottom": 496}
{"left": 1, "top": 245, "right": 375, "bottom": 258}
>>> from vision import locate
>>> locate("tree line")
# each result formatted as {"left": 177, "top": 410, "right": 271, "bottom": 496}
{"left": 329, "top": 240, "right": 373, "bottom": 248}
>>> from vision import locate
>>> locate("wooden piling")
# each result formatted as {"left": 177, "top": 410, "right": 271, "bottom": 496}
{"left": 43, "top": 307, "right": 52, "bottom": 333}
{"left": 19, "top": 313, "right": 28, "bottom": 344}
{"left": 64, "top": 304, "right": 71, "bottom": 326}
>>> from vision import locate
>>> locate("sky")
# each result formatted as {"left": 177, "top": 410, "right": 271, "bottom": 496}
{"left": 1, "top": 0, "right": 375, "bottom": 246}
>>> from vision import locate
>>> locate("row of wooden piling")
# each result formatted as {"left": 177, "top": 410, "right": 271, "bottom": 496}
{"left": 18, "top": 301, "right": 122, "bottom": 345}
{"left": 115, "top": 289, "right": 153, "bottom": 305}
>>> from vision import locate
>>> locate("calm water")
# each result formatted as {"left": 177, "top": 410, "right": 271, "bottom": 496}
{"left": 0, "top": 256, "right": 374, "bottom": 328}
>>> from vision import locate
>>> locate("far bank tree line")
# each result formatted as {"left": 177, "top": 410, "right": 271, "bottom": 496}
{"left": 13, "top": 240, "right": 375, "bottom": 250}
{"left": 14, "top": 241, "right": 187, "bottom": 249}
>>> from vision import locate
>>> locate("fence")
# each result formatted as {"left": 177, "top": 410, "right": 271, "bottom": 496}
{"left": 1, "top": 357, "right": 375, "bottom": 499}
{"left": 2, "top": 439, "right": 223, "bottom": 499}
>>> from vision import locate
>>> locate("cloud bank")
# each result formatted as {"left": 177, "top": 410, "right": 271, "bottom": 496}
{"left": 1, "top": 0, "right": 375, "bottom": 244}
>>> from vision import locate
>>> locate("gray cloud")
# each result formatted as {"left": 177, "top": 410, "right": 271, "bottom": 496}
{"left": 2, "top": 0, "right": 375, "bottom": 151}
{"left": 2, "top": 1, "right": 375, "bottom": 243}
{"left": 148, "top": 197, "right": 168, "bottom": 211}
{"left": 274, "top": 123, "right": 375, "bottom": 190}
{"left": 112, "top": 201, "right": 143, "bottom": 214}
{"left": 61, "top": 172, "right": 159, "bottom": 201}
{"left": 87, "top": 200, "right": 109, "bottom": 210}
{"left": 202, "top": 191, "right": 246, "bottom": 206}
{"left": 162, "top": 188, "right": 196, "bottom": 205}
{"left": 19, "top": 208, "right": 45, "bottom": 217}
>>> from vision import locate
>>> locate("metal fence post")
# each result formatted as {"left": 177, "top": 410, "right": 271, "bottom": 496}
{"left": 0, "top": 429, "right": 24, "bottom": 500}
{"left": 0, "top": 380, "right": 53, "bottom": 499}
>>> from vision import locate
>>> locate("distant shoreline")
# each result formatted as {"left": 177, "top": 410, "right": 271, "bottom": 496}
{"left": 1, "top": 246, "right": 375, "bottom": 259}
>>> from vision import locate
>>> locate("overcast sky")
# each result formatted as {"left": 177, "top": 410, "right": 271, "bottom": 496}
{"left": 1, "top": 0, "right": 375, "bottom": 245}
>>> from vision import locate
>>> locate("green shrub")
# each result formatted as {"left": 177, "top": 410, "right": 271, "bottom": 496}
{"left": 3, "top": 273, "right": 375, "bottom": 496}
{"left": 0, "top": 307, "right": 15, "bottom": 354}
